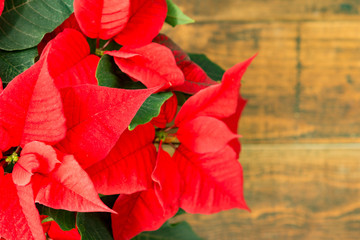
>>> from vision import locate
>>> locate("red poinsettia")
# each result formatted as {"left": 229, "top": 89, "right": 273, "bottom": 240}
{"left": 172, "top": 56, "right": 255, "bottom": 214}
{"left": 0, "top": 28, "right": 160, "bottom": 239}
{"left": 107, "top": 56, "right": 255, "bottom": 239}
{"left": 0, "top": 41, "right": 107, "bottom": 239}
{"left": 1, "top": 0, "right": 256, "bottom": 238}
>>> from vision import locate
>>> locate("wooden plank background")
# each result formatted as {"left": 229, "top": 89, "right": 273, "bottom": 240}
{"left": 161, "top": 0, "right": 360, "bottom": 239}
{"left": 162, "top": 0, "right": 360, "bottom": 143}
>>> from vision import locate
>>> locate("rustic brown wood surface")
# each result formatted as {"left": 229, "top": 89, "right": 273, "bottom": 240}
{"left": 161, "top": 1, "right": 360, "bottom": 239}
{"left": 162, "top": 0, "right": 360, "bottom": 143}
{"left": 176, "top": 144, "right": 360, "bottom": 240}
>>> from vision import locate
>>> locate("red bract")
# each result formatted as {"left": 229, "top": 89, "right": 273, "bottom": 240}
{"left": 169, "top": 56, "right": 256, "bottom": 213}
{"left": 154, "top": 34, "right": 218, "bottom": 94}
{"left": 12, "top": 141, "right": 60, "bottom": 186}
{"left": 43, "top": 220, "right": 81, "bottom": 240}
{"left": 32, "top": 150, "right": 114, "bottom": 213}
{"left": 110, "top": 143, "right": 181, "bottom": 240}
{"left": 152, "top": 142, "right": 181, "bottom": 217}
{"left": 40, "top": 29, "right": 99, "bottom": 88}
{"left": 176, "top": 116, "right": 240, "bottom": 154}
{"left": 113, "top": 0, "right": 167, "bottom": 46}
{"left": 0, "top": 168, "right": 45, "bottom": 240}
{"left": 0, "top": 28, "right": 102, "bottom": 151}
{"left": 1, "top": 141, "right": 113, "bottom": 239}
{"left": 106, "top": 43, "right": 184, "bottom": 91}
{"left": 111, "top": 189, "right": 169, "bottom": 240}
{"left": 173, "top": 145, "right": 248, "bottom": 214}
{"left": 56, "top": 84, "right": 159, "bottom": 169}
{"left": 12, "top": 141, "right": 113, "bottom": 213}
{"left": 74, "top": 0, "right": 167, "bottom": 47}
{"left": 175, "top": 55, "right": 256, "bottom": 125}
{"left": 74, "top": 0, "right": 130, "bottom": 39}
{"left": 0, "top": 57, "right": 66, "bottom": 150}
{"left": 86, "top": 124, "right": 156, "bottom": 195}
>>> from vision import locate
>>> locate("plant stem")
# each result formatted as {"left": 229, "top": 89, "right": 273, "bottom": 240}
{"left": 100, "top": 39, "right": 113, "bottom": 50}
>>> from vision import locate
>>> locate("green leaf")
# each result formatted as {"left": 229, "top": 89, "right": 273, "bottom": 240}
{"left": 77, "top": 212, "right": 114, "bottom": 240}
{"left": 37, "top": 204, "right": 76, "bottom": 231}
{"left": 165, "top": 0, "right": 195, "bottom": 27}
{"left": 188, "top": 53, "right": 225, "bottom": 81}
{"left": 0, "top": 47, "right": 37, "bottom": 84}
{"left": 129, "top": 92, "right": 173, "bottom": 130}
{"left": 0, "top": 0, "right": 74, "bottom": 50}
{"left": 134, "top": 221, "right": 201, "bottom": 240}
{"left": 96, "top": 55, "right": 122, "bottom": 88}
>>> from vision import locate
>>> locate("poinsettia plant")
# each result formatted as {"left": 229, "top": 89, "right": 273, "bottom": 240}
{"left": 0, "top": 0, "right": 255, "bottom": 239}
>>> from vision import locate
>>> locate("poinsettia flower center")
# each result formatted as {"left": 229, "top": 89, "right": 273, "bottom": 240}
{"left": 95, "top": 38, "right": 117, "bottom": 57}
{"left": 1, "top": 146, "right": 21, "bottom": 172}
{"left": 5, "top": 151, "right": 19, "bottom": 164}
{"left": 154, "top": 127, "right": 178, "bottom": 145}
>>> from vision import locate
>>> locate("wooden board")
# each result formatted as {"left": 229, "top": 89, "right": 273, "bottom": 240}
{"left": 162, "top": 1, "right": 360, "bottom": 143}
{"left": 174, "top": 144, "right": 360, "bottom": 240}
{"left": 170, "top": 0, "right": 360, "bottom": 22}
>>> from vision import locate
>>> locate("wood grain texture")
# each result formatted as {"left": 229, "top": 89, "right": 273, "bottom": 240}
{"left": 162, "top": 0, "right": 360, "bottom": 143}
{"left": 175, "top": 144, "right": 360, "bottom": 240}
{"left": 169, "top": 0, "right": 360, "bottom": 22}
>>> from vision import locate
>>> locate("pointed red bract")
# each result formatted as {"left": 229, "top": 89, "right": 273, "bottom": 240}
{"left": 0, "top": 57, "right": 66, "bottom": 149}
{"left": 111, "top": 189, "right": 170, "bottom": 240}
{"left": 74, "top": 0, "right": 130, "bottom": 39}
{"left": 57, "top": 84, "right": 158, "bottom": 169}
{"left": 107, "top": 43, "right": 184, "bottom": 91}
{"left": 153, "top": 34, "right": 218, "bottom": 94}
{"left": 152, "top": 142, "right": 180, "bottom": 216}
{"left": 86, "top": 124, "right": 156, "bottom": 195}
{"left": 40, "top": 29, "right": 99, "bottom": 88}
{"left": 0, "top": 171, "right": 45, "bottom": 240}
{"left": 176, "top": 116, "right": 240, "bottom": 154}
{"left": 31, "top": 150, "right": 114, "bottom": 213}
{"left": 175, "top": 55, "right": 255, "bottom": 126}
{"left": 12, "top": 141, "right": 60, "bottom": 186}
{"left": 173, "top": 145, "right": 249, "bottom": 214}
